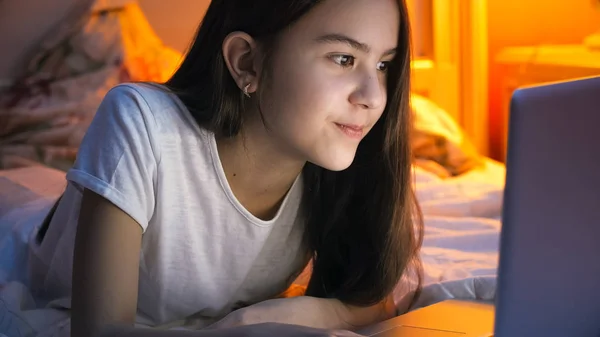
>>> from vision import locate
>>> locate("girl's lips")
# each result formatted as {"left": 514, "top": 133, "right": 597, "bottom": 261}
{"left": 335, "top": 123, "right": 365, "bottom": 139}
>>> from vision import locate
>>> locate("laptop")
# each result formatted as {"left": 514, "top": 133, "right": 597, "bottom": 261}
{"left": 359, "top": 76, "right": 600, "bottom": 337}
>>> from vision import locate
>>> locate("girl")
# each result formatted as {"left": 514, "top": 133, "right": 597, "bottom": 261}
{"left": 29, "top": 0, "right": 423, "bottom": 336}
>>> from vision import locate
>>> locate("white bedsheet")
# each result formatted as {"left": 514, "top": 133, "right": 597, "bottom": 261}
{"left": 394, "top": 158, "right": 504, "bottom": 311}
{"left": 0, "top": 160, "right": 506, "bottom": 335}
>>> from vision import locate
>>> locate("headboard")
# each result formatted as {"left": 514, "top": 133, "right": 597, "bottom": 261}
{"left": 407, "top": 0, "right": 490, "bottom": 155}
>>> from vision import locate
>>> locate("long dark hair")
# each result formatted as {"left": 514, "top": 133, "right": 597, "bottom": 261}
{"left": 165, "top": 0, "right": 423, "bottom": 307}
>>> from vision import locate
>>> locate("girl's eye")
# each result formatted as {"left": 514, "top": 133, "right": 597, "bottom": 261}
{"left": 377, "top": 61, "right": 391, "bottom": 72}
{"left": 330, "top": 54, "right": 355, "bottom": 68}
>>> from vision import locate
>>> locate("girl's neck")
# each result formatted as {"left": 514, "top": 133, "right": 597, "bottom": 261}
{"left": 215, "top": 125, "right": 305, "bottom": 220}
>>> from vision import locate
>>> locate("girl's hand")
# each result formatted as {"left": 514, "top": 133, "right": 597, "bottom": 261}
{"left": 218, "top": 322, "right": 365, "bottom": 337}
{"left": 205, "top": 297, "right": 343, "bottom": 331}
{"left": 206, "top": 295, "right": 394, "bottom": 332}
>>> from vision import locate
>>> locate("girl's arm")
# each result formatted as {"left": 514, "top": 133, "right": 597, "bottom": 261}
{"left": 94, "top": 323, "right": 362, "bottom": 337}
{"left": 71, "top": 188, "right": 144, "bottom": 337}
{"left": 333, "top": 296, "right": 397, "bottom": 330}
{"left": 206, "top": 295, "right": 396, "bottom": 332}
{"left": 71, "top": 189, "right": 216, "bottom": 337}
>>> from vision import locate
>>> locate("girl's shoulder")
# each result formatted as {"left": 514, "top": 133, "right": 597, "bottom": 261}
{"left": 106, "top": 82, "right": 185, "bottom": 117}
{"left": 103, "top": 81, "right": 206, "bottom": 139}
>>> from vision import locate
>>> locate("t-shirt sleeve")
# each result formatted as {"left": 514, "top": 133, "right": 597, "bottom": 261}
{"left": 66, "top": 84, "right": 161, "bottom": 232}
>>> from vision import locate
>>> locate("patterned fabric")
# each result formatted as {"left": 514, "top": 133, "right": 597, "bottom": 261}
{"left": 0, "top": 4, "right": 182, "bottom": 171}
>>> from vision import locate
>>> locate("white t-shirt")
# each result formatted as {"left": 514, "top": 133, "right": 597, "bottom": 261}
{"left": 27, "top": 83, "right": 310, "bottom": 328}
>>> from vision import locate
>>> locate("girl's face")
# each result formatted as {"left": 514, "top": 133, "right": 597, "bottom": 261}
{"left": 259, "top": 0, "right": 400, "bottom": 171}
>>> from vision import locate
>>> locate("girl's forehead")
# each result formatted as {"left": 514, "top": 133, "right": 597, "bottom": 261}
{"left": 302, "top": 0, "right": 399, "bottom": 26}
{"left": 285, "top": 0, "right": 400, "bottom": 51}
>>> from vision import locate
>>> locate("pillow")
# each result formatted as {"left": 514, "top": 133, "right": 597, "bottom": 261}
{"left": 410, "top": 94, "right": 483, "bottom": 177}
{"left": 0, "top": 0, "right": 95, "bottom": 83}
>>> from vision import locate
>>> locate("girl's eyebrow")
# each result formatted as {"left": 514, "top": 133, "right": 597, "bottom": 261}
{"left": 314, "top": 33, "right": 397, "bottom": 56}
{"left": 315, "top": 33, "right": 370, "bottom": 53}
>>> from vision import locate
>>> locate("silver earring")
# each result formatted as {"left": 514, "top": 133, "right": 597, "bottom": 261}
{"left": 243, "top": 83, "right": 251, "bottom": 98}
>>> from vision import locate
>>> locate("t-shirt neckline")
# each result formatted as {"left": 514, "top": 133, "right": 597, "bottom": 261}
{"left": 154, "top": 82, "right": 302, "bottom": 227}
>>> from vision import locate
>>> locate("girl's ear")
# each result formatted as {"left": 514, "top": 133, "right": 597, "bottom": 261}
{"left": 222, "top": 32, "right": 261, "bottom": 95}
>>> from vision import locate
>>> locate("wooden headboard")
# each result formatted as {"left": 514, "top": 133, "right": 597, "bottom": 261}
{"left": 408, "top": 0, "right": 490, "bottom": 155}
{"left": 138, "top": 0, "right": 210, "bottom": 54}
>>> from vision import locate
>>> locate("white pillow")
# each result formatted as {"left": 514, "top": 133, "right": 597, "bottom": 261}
{"left": 410, "top": 93, "right": 483, "bottom": 176}
{"left": 411, "top": 93, "right": 465, "bottom": 146}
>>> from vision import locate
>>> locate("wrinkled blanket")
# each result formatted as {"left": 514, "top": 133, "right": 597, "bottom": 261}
{"left": 394, "top": 159, "right": 504, "bottom": 312}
